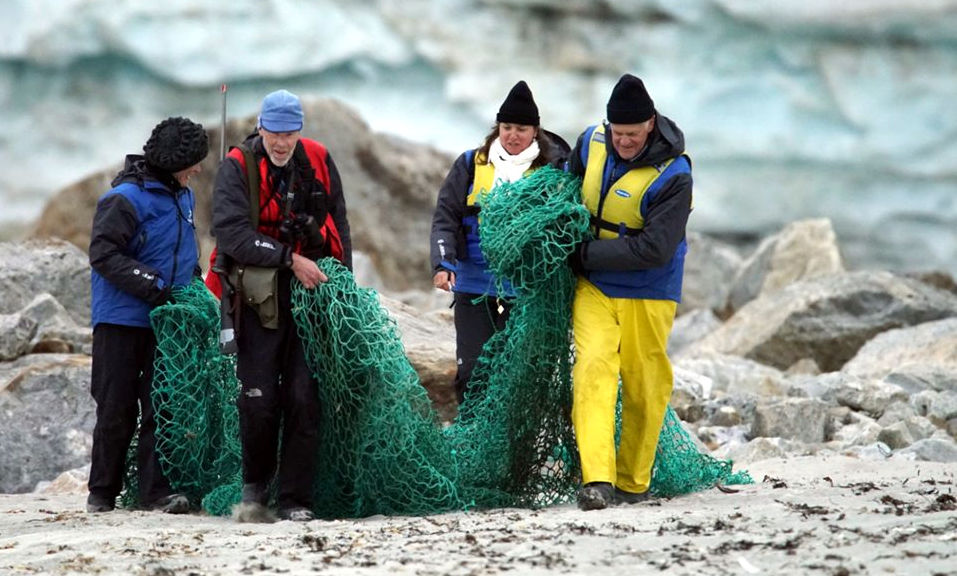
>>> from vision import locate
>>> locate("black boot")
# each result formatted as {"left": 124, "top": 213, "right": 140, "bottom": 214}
{"left": 615, "top": 487, "right": 652, "bottom": 505}
{"left": 86, "top": 493, "right": 116, "bottom": 513}
{"left": 148, "top": 493, "right": 190, "bottom": 514}
{"left": 577, "top": 482, "right": 615, "bottom": 511}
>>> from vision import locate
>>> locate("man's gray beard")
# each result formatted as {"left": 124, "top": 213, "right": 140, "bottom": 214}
{"left": 268, "top": 151, "right": 291, "bottom": 167}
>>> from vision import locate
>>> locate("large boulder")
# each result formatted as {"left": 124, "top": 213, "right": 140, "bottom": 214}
{"left": 0, "top": 239, "right": 90, "bottom": 326}
{"left": 689, "top": 271, "right": 957, "bottom": 372}
{"left": 31, "top": 98, "right": 454, "bottom": 294}
{"left": 380, "top": 294, "right": 457, "bottom": 421}
{"left": 669, "top": 308, "right": 722, "bottom": 357}
{"left": 0, "top": 354, "right": 94, "bottom": 493}
{"left": 676, "top": 353, "right": 791, "bottom": 399}
{"left": 843, "top": 317, "right": 957, "bottom": 390}
{"left": 680, "top": 232, "right": 743, "bottom": 315}
{"left": 727, "top": 218, "right": 844, "bottom": 313}
{"left": 751, "top": 398, "right": 830, "bottom": 443}
{"left": 21, "top": 293, "right": 93, "bottom": 355}
{"left": 0, "top": 313, "right": 37, "bottom": 361}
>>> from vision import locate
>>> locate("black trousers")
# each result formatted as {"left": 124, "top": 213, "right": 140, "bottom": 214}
{"left": 453, "top": 292, "right": 512, "bottom": 405}
{"left": 236, "top": 270, "right": 321, "bottom": 510}
{"left": 88, "top": 323, "right": 172, "bottom": 505}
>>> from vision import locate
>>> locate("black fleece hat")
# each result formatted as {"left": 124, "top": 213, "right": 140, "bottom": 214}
{"left": 143, "top": 116, "right": 209, "bottom": 173}
{"left": 606, "top": 74, "right": 655, "bottom": 124}
{"left": 496, "top": 81, "right": 540, "bottom": 126}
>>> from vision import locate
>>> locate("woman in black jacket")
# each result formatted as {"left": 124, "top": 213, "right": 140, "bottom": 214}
{"left": 429, "top": 81, "right": 569, "bottom": 408}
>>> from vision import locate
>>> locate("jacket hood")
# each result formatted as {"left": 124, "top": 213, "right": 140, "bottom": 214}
{"left": 242, "top": 132, "right": 261, "bottom": 150}
{"left": 111, "top": 154, "right": 180, "bottom": 191}
{"left": 605, "top": 113, "right": 686, "bottom": 169}
{"left": 110, "top": 155, "right": 151, "bottom": 187}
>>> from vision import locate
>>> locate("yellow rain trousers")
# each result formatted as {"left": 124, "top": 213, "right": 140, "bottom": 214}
{"left": 571, "top": 278, "right": 677, "bottom": 493}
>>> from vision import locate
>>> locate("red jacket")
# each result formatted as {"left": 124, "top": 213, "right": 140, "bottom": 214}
{"left": 206, "top": 136, "right": 351, "bottom": 297}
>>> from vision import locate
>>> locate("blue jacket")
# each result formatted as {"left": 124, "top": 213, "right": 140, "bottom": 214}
{"left": 429, "top": 132, "right": 570, "bottom": 296}
{"left": 567, "top": 116, "right": 693, "bottom": 301}
{"left": 90, "top": 155, "right": 200, "bottom": 328}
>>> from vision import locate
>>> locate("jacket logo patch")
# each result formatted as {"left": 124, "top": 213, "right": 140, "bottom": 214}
{"left": 254, "top": 239, "right": 277, "bottom": 250}
{"left": 614, "top": 189, "right": 632, "bottom": 198}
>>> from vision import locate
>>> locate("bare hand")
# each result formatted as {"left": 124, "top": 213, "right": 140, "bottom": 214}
{"left": 291, "top": 253, "right": 328, "bottom": 289}
{"left": 432, "top": 270, "right": 455, "bottom": 292}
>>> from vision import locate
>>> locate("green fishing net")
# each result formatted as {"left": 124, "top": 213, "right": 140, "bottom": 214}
{"left": 120, "top": 279, "right": 241, "bottom": 510}
{"left": 131, "top": 166, "right": 749, "bottom": 515}
{"left": 151, "top": 281, "right": 242, "bottom": 511}
{"left": 448, "top": 167, "right": 590, "bottom": 508}
{"left": 292, "top": 263, "right": 462, "bottom": 516}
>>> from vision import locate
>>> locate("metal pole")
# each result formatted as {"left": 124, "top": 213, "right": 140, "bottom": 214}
{"left": 220, "top": 84, "right": 228, "bottom": 162}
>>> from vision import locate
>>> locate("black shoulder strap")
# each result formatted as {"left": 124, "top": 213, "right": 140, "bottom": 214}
{"left": 465, "top": 148, "right": 479, "bottom": 191}
{"left": 291, "top": 141, "right": 328, "bottom": 216}
{"left": 237, "top": 144, "right": 260, "bottom": 229}
{"left": 589, "top": 215, "right": 641, "bottom": 237}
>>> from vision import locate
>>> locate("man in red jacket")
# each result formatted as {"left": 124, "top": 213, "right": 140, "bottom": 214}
{"left": 211, "top": 89, "right": 352, "bottom": 522}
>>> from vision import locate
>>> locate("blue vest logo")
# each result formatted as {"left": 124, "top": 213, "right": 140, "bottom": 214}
{"left": 614, "top": 189, "right": 632, "bottom": 198}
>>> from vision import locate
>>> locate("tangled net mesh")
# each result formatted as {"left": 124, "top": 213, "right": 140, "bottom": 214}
{"left": 448, "top": 167, "right": 590, "bottom": 508}
{"left": 129, "top": 166, "right": 749, "bottom": 514}
{"left": 121, "top": 280, "right": 241, "bottom": 510}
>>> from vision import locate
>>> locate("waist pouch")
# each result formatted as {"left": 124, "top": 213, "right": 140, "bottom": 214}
{"left": 230, "top": 265, "right": 279, "bottom": 329}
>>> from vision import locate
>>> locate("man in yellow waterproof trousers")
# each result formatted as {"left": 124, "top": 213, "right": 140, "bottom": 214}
{"left": 566, "top": 74, "right": 693, "bottom": 510}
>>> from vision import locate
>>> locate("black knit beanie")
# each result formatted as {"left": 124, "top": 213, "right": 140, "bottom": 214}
{"left": 606, "top": 74, "right": 655, "bottom": 124}
{"left": 143, "top": 117, "right": 209, "bottom": 173}
{"left": 496, "top": 81, "right": 540, "bottom": 126}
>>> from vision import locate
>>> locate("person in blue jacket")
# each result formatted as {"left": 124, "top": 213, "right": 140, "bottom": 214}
{"left": 566, "top": 74, "right": 693, "bottom": 510}
{"left": 86, "top": 116, "right": 208, "bottom": 514}
{"left": 429, "top": 81, "right": 568, "bottom": 408}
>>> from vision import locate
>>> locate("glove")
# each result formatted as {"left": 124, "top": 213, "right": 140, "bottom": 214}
{"left": 567, "top": 242, "right": 588, "bottom": 276}
{"left": 149, "top": 285, "right": 174, "bottom": 308}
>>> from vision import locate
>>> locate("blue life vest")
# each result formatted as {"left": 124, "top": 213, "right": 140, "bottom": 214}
{"left": 453, "top": 149, "right": 520, "bottom": 297}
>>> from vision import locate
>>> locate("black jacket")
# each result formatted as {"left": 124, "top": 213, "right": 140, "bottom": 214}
{"left": 430, "top": 131, "right": 570, "bottom": 274}
{"left": 567, "top": 115, "right": 692, "bottom": 272}
{"left": 211, "top": 135, "right": 352, "bottom": 271}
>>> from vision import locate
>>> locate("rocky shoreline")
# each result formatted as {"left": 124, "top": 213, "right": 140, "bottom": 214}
{"left": 1, "top": 218, "right": 955, "bottom": 496}
{"left": 0, "top": 104, "right": 955, "bottom": 572}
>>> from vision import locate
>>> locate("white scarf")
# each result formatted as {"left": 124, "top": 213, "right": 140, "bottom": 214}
{"left": 488, "top": 137, "right": 540, "bottom": 185}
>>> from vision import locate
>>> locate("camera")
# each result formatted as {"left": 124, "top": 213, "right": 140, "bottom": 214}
{"left": 280, "top": 213, "right": 324, "bottom": 257}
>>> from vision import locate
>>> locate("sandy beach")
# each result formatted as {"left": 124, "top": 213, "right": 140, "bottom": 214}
{"left": 1, "top": 455, "right": 953, "bottom": 575}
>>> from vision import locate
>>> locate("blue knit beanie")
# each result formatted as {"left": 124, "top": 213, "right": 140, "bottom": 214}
{"left": 258, "top": 89, "right": 304, "bottom": 132}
